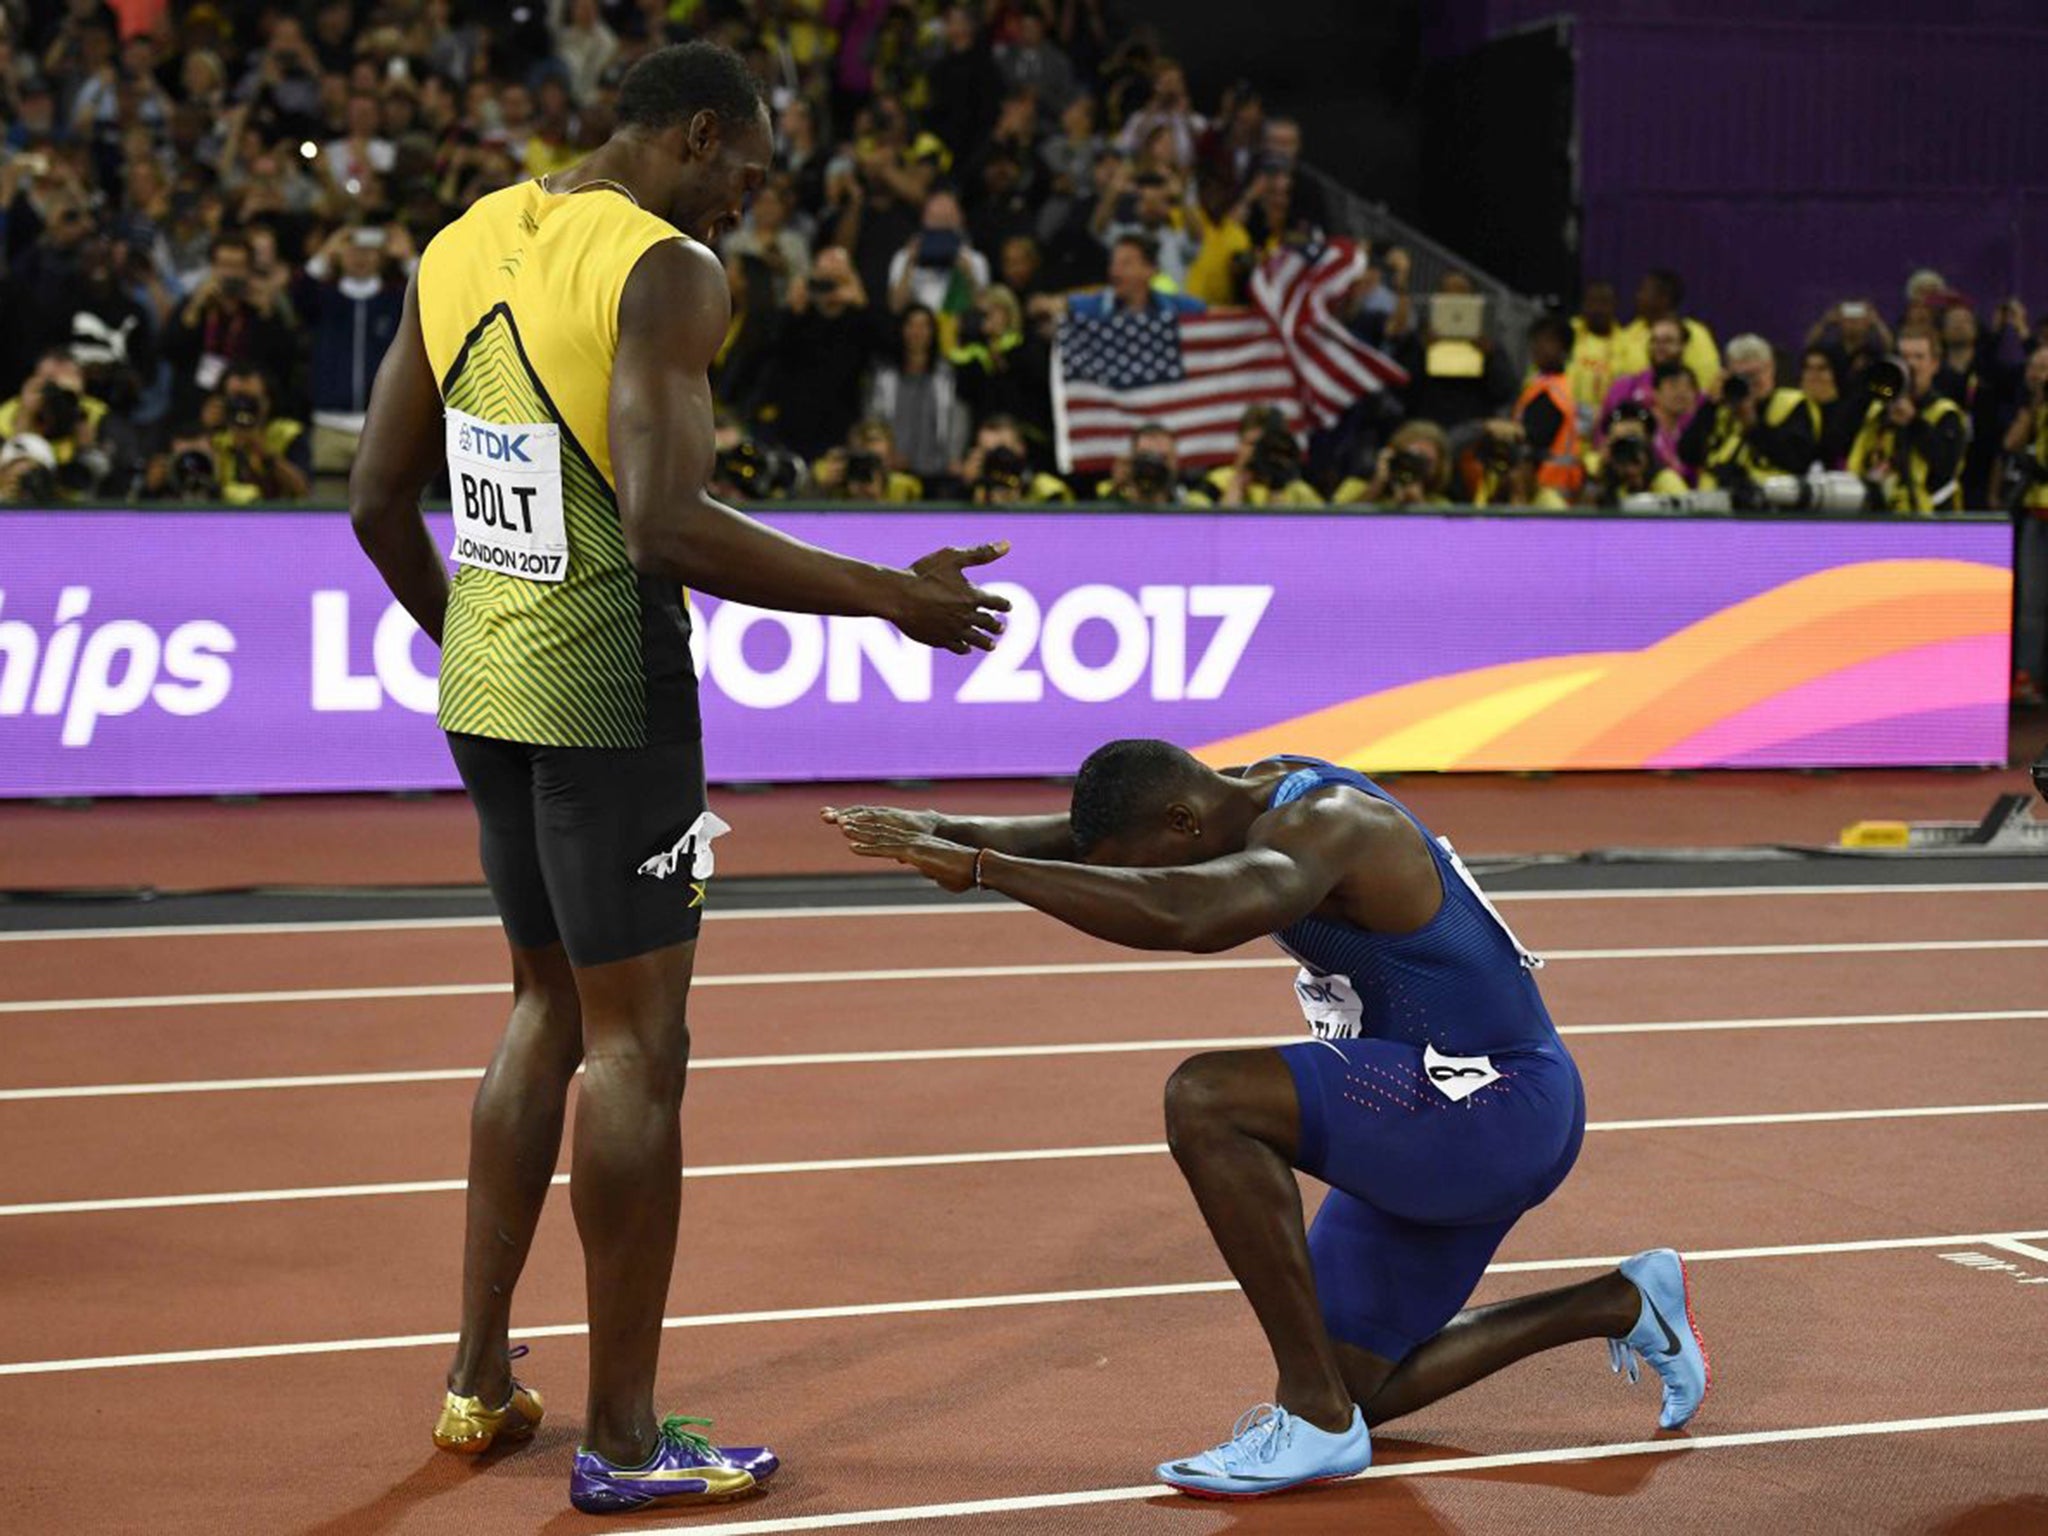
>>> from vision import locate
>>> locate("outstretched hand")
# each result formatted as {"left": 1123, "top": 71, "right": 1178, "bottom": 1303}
{"left": 823, "top": 806, "right": 978, "bottom": 892}
{"left": 893, "top": 541, "right": 1012, "bottom": 654}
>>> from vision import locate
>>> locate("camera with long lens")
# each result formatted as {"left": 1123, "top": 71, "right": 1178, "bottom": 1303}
{"left": 225, "top": 390, "right": 265, "bottom": 429}
{"left": 1706, "top": 469, "right": 1877, "bottom": 515}
{"left": 1866, "top": 357, "right": 1909, "bottom": 401}
{"left": 1388, "top": 446, "right": 1431, "bottom": 488}
{"left": 1720, "top": 372, "right": 1752, "bottom": 406}
{"left": 38, "top": 385, "right": 82, "bottom": 439}
{"left": 1249, "top": 427, "right": 1302, "bottom": 490}
{"left": 1128, "top": 450, "right": 1174, "bottom": 501}
{"left": 2000, "top": 448, "right": 2048, "bottom": 513}
{"left": 842, "top": 449, "right": 886, "bottom": 496}
{"left": 977, "top": 444, "right": 1029, "bottom": 499}
{"left": 173, "top": 446, "right": 220, "bottom": 498}
{"left": 715, "top": 438, "right": 803, "bottom": 499}
{"left": 1607, "top": 434, "right": 1649, "bottom": 471}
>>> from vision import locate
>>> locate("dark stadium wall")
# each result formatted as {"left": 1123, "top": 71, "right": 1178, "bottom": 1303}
{"left": 1116, "top": 0, "right": 1424, "bottom": 214}
{"left": 1429, "top": 2, "right": 2048, "bottom": 347}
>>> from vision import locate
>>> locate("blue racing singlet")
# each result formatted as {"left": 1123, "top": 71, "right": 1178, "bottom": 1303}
{"left": 1265, "top": 758, "right": 1557, "bottom": 1056}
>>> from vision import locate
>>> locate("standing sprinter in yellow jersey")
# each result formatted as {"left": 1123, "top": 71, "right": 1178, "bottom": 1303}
{"left": 348, "top": 42, "right": 1009, "bottom": 1517}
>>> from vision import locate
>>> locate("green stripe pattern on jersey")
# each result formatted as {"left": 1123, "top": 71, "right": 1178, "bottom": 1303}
{"left": 437, "top": 305, "right": 648, "bottom": 746}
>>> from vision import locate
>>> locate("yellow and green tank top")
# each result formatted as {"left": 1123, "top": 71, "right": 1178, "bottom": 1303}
{"left": 418, "top": 178, "right": 696, "bottom": 747}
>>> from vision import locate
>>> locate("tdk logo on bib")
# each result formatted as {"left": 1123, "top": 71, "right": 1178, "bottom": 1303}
{"left": 446, "top": 407, "right": 568, "bottom": 583}
{"left": 458, "top": 421, "right": 533, "bottom": 463}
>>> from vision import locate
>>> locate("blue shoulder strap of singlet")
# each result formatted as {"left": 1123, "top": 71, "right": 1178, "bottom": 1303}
{"left": 1267, "top": 760, "right": 1544, "bottom": 970}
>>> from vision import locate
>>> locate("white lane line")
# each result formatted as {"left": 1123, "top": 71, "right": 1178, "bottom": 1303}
{"left": 1988, "top": 1237, "right": 2048, "bottom": 1265}
{"left": 4, "top": 937, "right": 2045, "bottom": 1016}
{"left": 7, "top": 1008, "right": 2044, "bottom": 1104}
{"left": 4, "top": 1228, "right": 2041, "bottom": 1378}
{"left": 666, "top": 1408, "right": 2048, "bottom": 1536}
{"left": 4, "top": 880, "right": 2042, "bottom": 943}
{"left": 5, "top": 1101, "right": 2044, "bottom": 1219}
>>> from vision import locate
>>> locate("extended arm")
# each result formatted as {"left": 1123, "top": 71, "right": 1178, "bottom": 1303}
{"left": 610, "top": 238, "right": 1008, "bottom": 650}
{"left": 844, "top": 793, "right": 1436, "bottom": 953}
{"left": 349, "top": 276, "right": 451, "bottom": 643}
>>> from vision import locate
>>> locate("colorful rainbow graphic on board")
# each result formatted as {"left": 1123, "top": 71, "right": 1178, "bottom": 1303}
{"left": 1196, "top": 559, "right": 2009, "bottom": 772}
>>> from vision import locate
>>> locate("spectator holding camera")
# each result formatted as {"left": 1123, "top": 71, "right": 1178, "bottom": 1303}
{"left": 1581, "top": 402, "right": 1690, "bottom": 508}
{"left": 1116, "top": 58, "right": 1205, "bottom": 173}
{"left": 886, "top": 189, "right": 989, "bottom": 320}
{"left": 165, "top": 230, "right": 299, "bottom": 420}
{"left": 865, "top": 304, "right": 970, "bottom": 484}
{"left": 1100, "top": 424, "right": 1205, "bottom": 506}
{"left": 1091, "top": 160, "right": 1197, "bottom": 289}
{"left": 208, "top": 364, "right": 309, "bottom": 503}
{"left": 1204, "top": 403, "right": 1322, "bottom": 508}
{"left": 1807, "top": 298, "right": 1894, "bottom": 400}
{"left": 1333, "top": 420, "right": 1454, "bottom": 509}
{"left": 1513, "top": 314, "right": 1584, "bottom": 498}
{"left": 1848, "top": 328, "right": 1968, "bottom": 514}
{"left": 756, "top": 247, "right": 876, "bottom": 461}
{"left": 961, "top": 413, "right": 1071, "bottom": 505}
{"left": 1679, "top": 334, "right": 1819, "bottom": 492}
{"left": 300, "top": 221, "right": 412, "bottom": 477}
{"left": 2000, "top": 344, "right": 2048, "bottom": 702}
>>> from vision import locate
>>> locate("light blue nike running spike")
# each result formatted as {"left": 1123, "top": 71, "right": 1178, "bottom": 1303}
{"left": 1609, "top": 1247, "right": 1711, "bottom": 1430}
{"left": 1156, "top": 1403, "right": 1372, "bottom": 1499}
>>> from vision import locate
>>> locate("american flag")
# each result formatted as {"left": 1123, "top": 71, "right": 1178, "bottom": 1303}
{"left": 1053, "top": 238, "right": 1408, "bottom": 475}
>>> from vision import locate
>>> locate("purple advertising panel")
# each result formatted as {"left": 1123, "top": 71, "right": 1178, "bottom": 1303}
{"left": 0, "top": 510, "right": 2011, "bottom": 797}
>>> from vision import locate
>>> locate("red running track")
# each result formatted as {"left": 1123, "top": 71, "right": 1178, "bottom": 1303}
{"left": 1, "top": 883, "right": 2045, "bottom": 1533}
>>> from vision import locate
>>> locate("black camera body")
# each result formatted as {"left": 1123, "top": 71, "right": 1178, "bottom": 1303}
{"left": 173, "top": 446, "right": 220, "bottom": 498}
{"left": 1388, "top": 446, "right": 1431, "bottom": 488}
{"left": 1478, "top": 431, "right": 1526, "bottom": 474}
{"left": 1866, "top": 357, "right": 1909, "bottom": 401}
{"left": 716, "top": 439, "right": 802, "bottom": 499}
{"left": 842, "top": 449, "right": 886, "bottom": 491}
{"left": 978, "top": 444, "right": 1028, "bottom": 497}
{"left": 38, "top": 384, "right": 82, "bottom": 440}
{"left": 1249, "top": 427, "right": 1301, "bottom": 490}
{"left": 1607, "top": 434, "right": 1649, "bottom": 471}
{"left": 1127, "top": 450, "right": 1174, "bottom": 501}
{"left": 1720, "top": 373, "right": 1752, "bottom": 407}
{"left": 225, "top": 391, "right": 265, "bottom": 429}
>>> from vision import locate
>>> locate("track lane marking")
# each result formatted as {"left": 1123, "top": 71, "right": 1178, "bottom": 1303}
{"left": 3, "top": 938, "right": 2045, "bottom": 1015}
{"left": 662, "top": 1408, "right": 2048, "bottom": 1535}
{"left": 5, "top": 1008, "right": 2043, "bottom": 1103}
{"left": 4, "top": 1101, "right": 2044, "bottom": 1218}
{"left": 3, "top": 881, "right": 2043, "bottom": 943}
{"left": 2, "top": 1228, "right": 2041, "bottom": 1377}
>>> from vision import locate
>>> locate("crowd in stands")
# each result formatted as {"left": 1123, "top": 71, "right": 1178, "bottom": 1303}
{"left": 3, "top": 2, "right": 2045, "bottom": 692}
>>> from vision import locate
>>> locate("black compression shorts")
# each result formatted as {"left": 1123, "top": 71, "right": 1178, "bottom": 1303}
{"left": 446, "top": 732, "right": 720, "bottom": 967}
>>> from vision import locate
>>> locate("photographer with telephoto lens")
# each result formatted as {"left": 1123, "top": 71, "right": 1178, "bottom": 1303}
{"left": 1102, "top": 424, "right": 1204, "bottom": 506}
{"left": 1333, "top": 420, "right": 1454, "bottom": 509}
{"left": 1848, "top": 327, "right": 1969, "bottom": 514}
{"left": 1583, "top": 401, "right": 1692, "bottom": 508}
{"left": 207, "top": 364, "right": 309, "bottom": 503}
{"left": 1679, "top": 334, "right": 1819, "bottom": 497}
{"left": 0, "top": 352, "right": 111, "bottom": 499}
{"left": 1204, "top": 403, "right": 1322, "bottom": 508}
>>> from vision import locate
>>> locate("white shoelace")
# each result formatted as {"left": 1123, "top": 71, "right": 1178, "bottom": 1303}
{"left": 1212, "top": 1403, "right": 1293, "bottom": 1471}
{"left": 1608, "top": 1337, "right": 1642, "bottom": 1385}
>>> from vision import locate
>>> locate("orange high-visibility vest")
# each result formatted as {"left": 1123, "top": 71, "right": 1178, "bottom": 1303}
{"left": 1516, "top": 371, "right": 1583, "bottom": 492}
